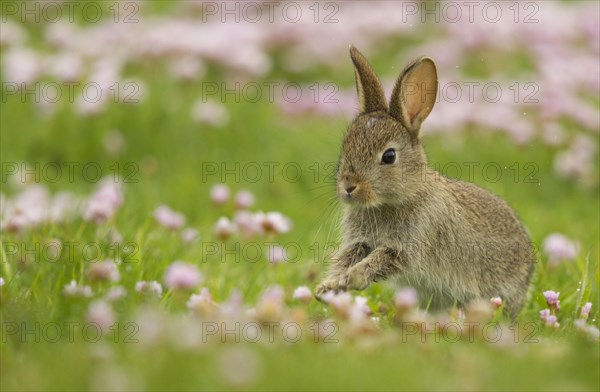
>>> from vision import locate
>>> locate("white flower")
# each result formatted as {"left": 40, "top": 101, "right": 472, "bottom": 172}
{"left": 135, "top": 280, "right": 163, "bottom": 298}
{"left": 63, "top": 280, "right": 93, "bottom": 298}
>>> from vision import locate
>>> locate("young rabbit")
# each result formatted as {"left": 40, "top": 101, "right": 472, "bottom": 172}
{"left": 315, "top": 46, "right": 534, "bottom": 316}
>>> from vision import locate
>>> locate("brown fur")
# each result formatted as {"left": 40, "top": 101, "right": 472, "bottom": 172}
{"left": 315, "top": 46, "right": 534, "bottom": 316}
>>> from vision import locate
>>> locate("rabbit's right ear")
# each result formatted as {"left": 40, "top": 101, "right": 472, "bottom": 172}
{"left": 389, "top": 57, "right": 438, "bottom": 136}
{"left": 349, "top": 46, "right": 387, "bottom": 114}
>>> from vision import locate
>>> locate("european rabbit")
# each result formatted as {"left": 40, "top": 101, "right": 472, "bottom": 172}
{"left": 315, "top": 46, "right": 534, "bottom": 316}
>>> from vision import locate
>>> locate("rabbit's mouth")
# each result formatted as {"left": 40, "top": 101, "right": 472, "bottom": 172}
{"left": 337, "top": 182, "right": 378, "bottom": 206}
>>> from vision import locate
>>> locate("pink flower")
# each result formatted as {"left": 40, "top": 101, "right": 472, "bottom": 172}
{"left": 292, "top": 286, "right": 312, "bottom": 303}
{"left": 0, "top": 277, "right": 5, "bottom": 287}
{"left": 348, "top": 296, "right": 371, "bottom": 325}
{"left": 257, "top": 211, "right": 292, "bottom": 235}
{"left": 322, "top": 291, "right": 353, "bottom": 311}
{"left": 581, "top": 302, "right": 592, "bottom": 320}
{"left": 233, "top": 211, "right": 263, "bottom": 238}
{"left": 187, "top": 287, "right": 216, "bottom": 315}
{"left": 164, "top": 261, "right": 202, "bottom": 290}
{"left": 234, "top": 190, "right": 255, "bottom": 209}
{"left": 2, "top": 48, "right": 40, "bottom": 85}
{"left": 181, "top": 228, "right": 200, "bottom": 243}
{"left": 543, "top": 290, "right": 561, "bottom": 310}
{"left": 135, "top": 280, "right": 163, "bottom": 297}
{"left": 169, "top": 56, "right": 205, "bottom": 81}
{"left": 192, "top": 100, "right": 230, "bottom": 127}
{"left": 543, "top": 233, "right": 578, "bottom": 266}
{"left": 393, "top": 288, "right": 418, "bottom": 311}
{"left": 86, "top": 300, "right": 115, "bottom": 333}
{"left": 256, "top": 285, "right": 285, "bottom": 320}
{"left": 214, "top": 217, "right": 236, "bottom": 240}
{"left": 88, "top": 260, "right": 120, "bottom": 283}
{"left": 210, "top": 184, "right": 230, "bottom": 205}
{"left": 267, "top": 245, "right": 286, "bottom": 264}
{"left": 63, "top": 280, "right": 93, "bottom": 298}
{"left": 106, "top": 286, "right": 127, "bottom": 301}
{"left": 574, "top": 319, "right": 600, "bottom": 342}
{"left": 490, "top": 297, "right": 503, "bottom": 308}
{"left": 154, "top": 205, "right": 186, "bottom": 230}
{"left": 539, "top": 309, "right": 559, "bottom": 328}
{"left": 84, "top": 179, "right": 123, "bottom": 223}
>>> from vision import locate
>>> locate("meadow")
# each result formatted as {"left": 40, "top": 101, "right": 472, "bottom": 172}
{"left": 1, "top": 1, "right": 599, "bottom": 391}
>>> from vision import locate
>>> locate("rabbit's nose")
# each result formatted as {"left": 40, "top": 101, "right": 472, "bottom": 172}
{"left": 345, "top": 185, "right": 357, "bottom": 194}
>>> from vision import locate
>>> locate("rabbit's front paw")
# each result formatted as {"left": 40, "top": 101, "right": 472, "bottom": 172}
{"left": 339, "top": 264, "right": 371, "bottom": 291}
{"left": 315, "top": 277, "right": 343, "bottom": 300}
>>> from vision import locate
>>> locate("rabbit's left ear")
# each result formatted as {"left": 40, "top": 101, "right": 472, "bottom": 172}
{"left": 349, "top": 46, "right": 387, "bottom": 114}
{"left": 389, "top": 57, "right": 438, "bottom": 135}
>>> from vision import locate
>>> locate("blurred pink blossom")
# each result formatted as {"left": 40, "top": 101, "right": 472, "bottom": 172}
{"left": 292, "top": 286, "right": 313, "bottom": 303}
{"left": 393, "top": 288, "right": 418, "bottom": 311}
{"left": 88, "top": 260, "right": 120, "bottom": 283}
{"left": 543, "top": 290, "right": 561, "bottom": 311}
{"left": 168, "top": 55, "right": 206, "bottom": 81}
{"left": 581, "top": 302, "right": 592, "bottom": 320}
{"left": 84, "top": 179, "right": 123, "bottom": 223}
{"left": 543, "top": 233, "right": 579, "bottom": 266}
{"left": 63, "top": 280, "right": 93, "bottom": 298}
{"left": 191, "top": 100, "right": 229, "bottom": 127}
{"left": 233, "top": 211, "right": 263, "bottom": 238}
{"left": 213, "top": 217, "right": 236, "bottom": 240}
{"left": 267, "top": 245, "right": 286, "bottom": 264}
{"left": 106, "top": 286, "right": 127, "bottom": 301}
{"left": 154, "top": 205, "right": 186, "bottom": 230}
{"left": 135, "top": 280, "right": 163, "bottom": 297}
{"left": 490, "top": 297, "right": 503, "bottom": 309}
{"left": 234, "top": 190, "right": 255, "bottom": 209}
{"left": 574, "top": 319, "right": 600, "bottom": 342}
{"left": 210, "top": 184, "right": 230, "bottom": 205}
{"left": 164, "top": 261, "right": 202, "bottom": 290}
{"left": 539, "top": 309, "right": 559, "bottom": 328}
{"left": 187, "top": 287, "right": 216, "bottom": 315}
{"left": 257, "top": 211, "right": 292, "bottom": 235}
{"left": 2, "top": 48, "right": 40, "bottom": 84}
{"left": 181, "top": 228, "right": 200, "bottom": 243}
{"left": 256, "top": 285, "right": 285, "bottom": 320}
{"left": 86, "top": 300, "right": 116, "bottom": 333}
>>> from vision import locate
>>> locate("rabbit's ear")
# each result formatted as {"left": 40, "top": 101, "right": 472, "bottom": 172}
{"left": 349, "top": 46, "right": 387, "bottom": 114}
{"left": 389, "top": 57, "right": 438, "bottom": 135}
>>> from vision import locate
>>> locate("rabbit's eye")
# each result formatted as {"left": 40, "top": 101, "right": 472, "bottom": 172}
{"left": 381, "top": 148, "right": 396, "bottom": 164}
